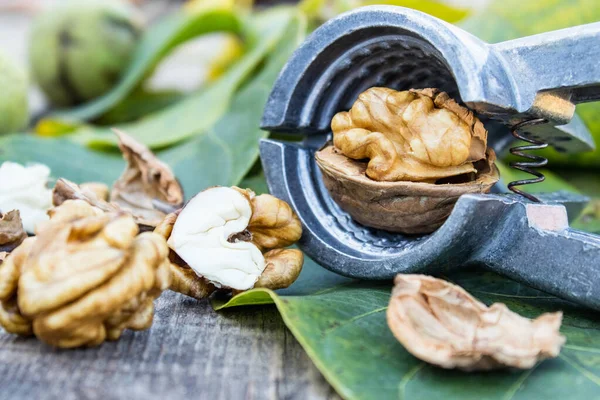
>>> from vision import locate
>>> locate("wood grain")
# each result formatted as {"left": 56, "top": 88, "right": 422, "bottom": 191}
{"left": 0, "top": 292, "right": 339, "bottom": 400}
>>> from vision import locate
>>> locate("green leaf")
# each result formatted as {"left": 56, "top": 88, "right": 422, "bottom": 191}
{"left": 495, "top": 161, "right": 580, "bottom": 194}
{"left": 70, "top": 7, "right": 295, "bottom": 150}
{"left": 52, "top": 7, "right": 242, "bottom": 122}
{"left": 215, "top": 260, "right": 600, "bottom": 400}
{"left": 302, "top": 0, "right": 469, "bottom": 24}
{"left": 460, "top": 0, "right": 600, "bottom": 44}
{"left": 239, "top": 171, "right": 269, "bottom": 194}
{"left": 461, "top": 0, "right": 600, "bottom": 169}
{"left": 0, "top": 134, "right": 123, "bottom": 185}
{"left": 156, "top": 11, "right": 307, "bottom": 195}
{"left": 355, "top": 0, "right": 469, "bottom": 23}
{"left": 94, "top": 89, "right": 184, "bottom": 125}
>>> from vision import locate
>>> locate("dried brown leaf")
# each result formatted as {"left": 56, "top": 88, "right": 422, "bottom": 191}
{"left": 387, "top": 274, "right": 565, "bottom": 371}
{"left": 111, "top": 129, "right": 184, "bottom": 227}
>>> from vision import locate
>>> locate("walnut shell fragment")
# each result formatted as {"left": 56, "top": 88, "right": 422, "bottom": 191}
{"left": 155, "top": 187, "right": 303, "bottom": 299}
{"left": 53, "top": 178, "right": 120, "bottom": 214}
{"left": 0, "top": 210, "right": 27, "bottom": 253}
{"left": 0, "top": 200, "right": 172, "bottom": 348}
{"left": 111, "top": 129, "right": 184, "bottom": 227}
{"left": 316, "top": 144, "right": 498, "bottom": 234}
{"left": 387, "top": 275, "right": 565, "bottom": 371}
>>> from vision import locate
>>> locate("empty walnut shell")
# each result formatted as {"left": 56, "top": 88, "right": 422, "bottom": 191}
{"left": 387, "top": 274, "right": 565, "bottom": 370}
{"left": 315, "top": 144, "right": 499, "bottom": 234}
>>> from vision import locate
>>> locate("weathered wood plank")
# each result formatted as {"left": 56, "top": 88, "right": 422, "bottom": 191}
{"left": 0, "top": 292, "right": 339, "bottom": 400}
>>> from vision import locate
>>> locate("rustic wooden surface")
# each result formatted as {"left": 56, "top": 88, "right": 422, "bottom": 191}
{"left": 0, "top": 291, "right": 339, "bottom": 400}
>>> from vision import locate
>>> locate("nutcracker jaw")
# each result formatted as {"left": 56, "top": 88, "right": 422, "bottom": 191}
{"left": 261, "top": 5, "right": 600, "bottom": 151}
{"left": 259, "top": 6, "right": 600, "bottom": 309}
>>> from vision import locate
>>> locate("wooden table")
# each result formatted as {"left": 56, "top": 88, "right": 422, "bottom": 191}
{"left": 0, "top": 292, "right": 339, "bottom": 399}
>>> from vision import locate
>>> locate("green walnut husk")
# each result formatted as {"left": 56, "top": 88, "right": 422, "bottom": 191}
{"left": 0, "top": 51, "right": 28, "bottom": 134}
{"left": 29, "top": 0, "right": 144, "bottom": 107}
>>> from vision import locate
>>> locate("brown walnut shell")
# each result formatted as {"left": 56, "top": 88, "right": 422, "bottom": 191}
{"left": 315, "top": 144, "right": 499, "bottom": 234}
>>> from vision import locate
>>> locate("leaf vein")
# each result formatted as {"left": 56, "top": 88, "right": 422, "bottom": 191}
{"left": 322, "top": 307, "right": 388, "bottom": 336}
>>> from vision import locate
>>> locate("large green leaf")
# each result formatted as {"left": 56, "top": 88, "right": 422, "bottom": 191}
{"left": 52, "top": 7, "right": 241, "bottom": 122}
{"left": 461, "top": 0, "right": 600, "bottom": 168}
{"left": 553, "top": 169, "right": 600, "bottom": 233}
{"left": 71, "top": 8, "right": 294, "bottom": 150}
{"left": 94, "top": 88, "right": 184, "bottom": 125}
{"left": 156, "top": 11, "right": 307, "bottom": 195}
{"left": 0, "top": 135, "right": 123, "bottom": 185}
{"left": 215, "top": 258, "right": 600, "bottom": 400}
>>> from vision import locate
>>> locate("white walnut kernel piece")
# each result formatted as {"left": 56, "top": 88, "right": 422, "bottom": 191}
{"left": 159, "top": 186, "right": 304, "bottom": 297}
{"left": 167, "top": 187, "right": 265, "bottom": 291}
{"left": 154, "top": 212, "right": 217, "bottom": 299}
{"left": 331, "top": 87, "right": 488, "bottom": 183}
{"left": 0, "top": 162, "right": 53, "bottom": 233}
{"left": 387, "top": 274, "right": 565, "bottom": 371}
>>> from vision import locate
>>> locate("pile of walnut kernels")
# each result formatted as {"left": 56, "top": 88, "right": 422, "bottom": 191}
{"left": 0, "top": 130, "right": 304, "bottom": 348}
{"left": 0, "top": 89, "right": 565, "bottom": 373}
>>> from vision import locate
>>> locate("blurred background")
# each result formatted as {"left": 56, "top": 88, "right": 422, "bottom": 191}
{"left": 0, "top": 0, "right": 490, "bottom": 116}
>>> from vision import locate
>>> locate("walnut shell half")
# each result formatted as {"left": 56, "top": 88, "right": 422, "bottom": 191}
{"left": 315, "top": 144, "right": 499, "bottom": 234}
{"left": 387, "top": 274, "right": 565, "bottom": 370}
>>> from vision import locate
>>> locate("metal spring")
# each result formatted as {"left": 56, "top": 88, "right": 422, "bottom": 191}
{"left": 507, "top": 118, "right": 549, "bottom": 203}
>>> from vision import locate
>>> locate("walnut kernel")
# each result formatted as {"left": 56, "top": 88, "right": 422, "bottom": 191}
{"left": 0, "top": 200, "right": 172, "bottom": 348}
{"left": 155, "top": 187, "right": 303, "bottom": 298}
